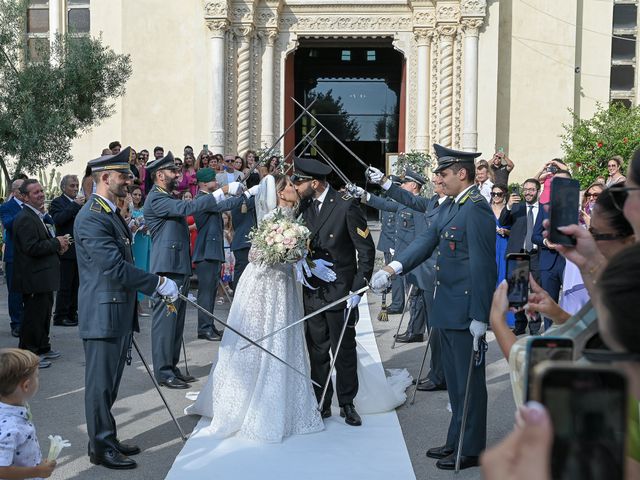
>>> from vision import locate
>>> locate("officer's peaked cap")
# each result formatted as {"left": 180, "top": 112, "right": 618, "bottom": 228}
{"left": 433, "top": 144, "right": 481, "bottom": 173}
{"left": 88, "top": 146, "right": 133, "bottom": 174}
{"left": 146, "top": 151, "right": 178, "bottom": 175}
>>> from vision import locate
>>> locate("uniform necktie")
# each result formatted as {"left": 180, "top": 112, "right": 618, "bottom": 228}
{"left": 525, "top": 205, "right": 534, "bottom": 252}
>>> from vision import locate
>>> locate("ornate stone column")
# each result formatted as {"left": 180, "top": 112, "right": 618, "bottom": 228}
{"left": 461, "top": 19, "right": 483, "bottom": 152}
{"left": 259, "top": 29, "right": 278, "bottom": 149}
{"left": 234, "top": 26, "right": 254, "bottom": 156}
{"left": 207, "top": 19, "right": 228, "bottom": 154}
{"left": 437, "top": 25, "right": 457, "bottom": 148}
{"left": 414, "top": 28, "right": 433, "bottom": 152}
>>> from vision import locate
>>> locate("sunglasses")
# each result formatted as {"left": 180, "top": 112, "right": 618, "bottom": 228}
{"left": 490, "top": 192, "right": 504, "bottom": 197}
{"left": 588, "top": 227, "right": 630, "bottom": 242}
{"left": 584, "top": 192, "right": 600, "bottom": 199}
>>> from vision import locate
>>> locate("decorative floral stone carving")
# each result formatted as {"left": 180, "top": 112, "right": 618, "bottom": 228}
{"left": 204, "top": 1, "right": 227, "bottom": 18}
{"left": 413, "top": 10, "right": 436, "bottom": 27}
{"left": 206, "top": 19, "right": 229, "bottom": 37}
{"left": 461, "top": 18, "right": 484, "bottom": 36}
{"left": 436, "top": 4, "right": 460, "bottom": 23}
{"left": 461, "top": 0, "right": 486, "bottom": 17}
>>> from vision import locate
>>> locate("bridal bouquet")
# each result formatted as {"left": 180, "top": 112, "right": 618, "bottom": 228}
{"left": 249, "top": 210, "right": 311, "bottom": 266}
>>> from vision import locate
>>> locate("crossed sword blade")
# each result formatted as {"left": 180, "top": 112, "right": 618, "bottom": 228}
{"left": 178, "top": 293, "right": 322, "bottom": 389}
{"left": 239, "top": 286, "right": 370, "bottom": 351}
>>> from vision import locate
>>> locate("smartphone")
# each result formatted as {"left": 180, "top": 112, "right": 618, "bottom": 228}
{"left": 524, "top": 337, "right": 573, "bottom": 401}
{"left": 533, "top": 363, "right": 628, "bottom": 480}
{"left": 506, "top": 253, "right": 530, "bottom": 307}
{"left": 549, "top": 177, "right": 580, "bottom": 246}
{"left": 511, "top": 185, "right": 520, "bottom": 196}
{"left": 203, "top": 144, "right": 209, "bottom": 153}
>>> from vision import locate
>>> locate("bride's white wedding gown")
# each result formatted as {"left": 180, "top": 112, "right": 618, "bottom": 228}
{"left": 186, "top": 206, "right": 412, "bottom": 443}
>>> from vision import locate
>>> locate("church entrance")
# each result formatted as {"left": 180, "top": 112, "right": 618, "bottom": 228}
{"left": 286, "top": 40, "right": 404, "bottom": 197}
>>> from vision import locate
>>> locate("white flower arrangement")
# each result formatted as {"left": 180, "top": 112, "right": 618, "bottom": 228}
{"left": 249, "top": 210, "right": 311, "bottom": 266}
{"left": 47, "top": 435, "right": 71, "bottom": 461}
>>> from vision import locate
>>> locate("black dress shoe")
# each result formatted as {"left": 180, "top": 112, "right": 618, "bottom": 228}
{"left": 387, "top": 309, "right": 403, "bottom": 314}
{"left": 395, "top": 333, "right": 424, "bottom": 343}
{"left": 435, "top": 452, "right": 480, "bottom": 470}
{"left": 89, "top": 447, "right": 137, "bottom": 469}
{"left": 339, "top": 403, "right": 362, "bottom": 426}
{"left": 175, "top": 372, "right": 197, "bottom": 383}
{"left": 159, "top": 377, "right": 189, "bottom": 389}
{"left": 426, "top": 445, "right": 454, "bottom": 459}
{"left": 393, "top": 331, "right": 409, "bottom": 339}
{"left": 10, "top": 327, "right": 20, "bottom": 338}
{"left": 197, "top": 332, "right": 221, "bottom": 341}
{"left": 416, "top": 379, "right": 447, "bottom": 392}
{"left": 320, "top": 406, "right": 331, "bottom": 419}
{"left": 411, "top": 376, "right": 428, "bottom": 386}
{"left": 112, "top": 440, "right": 141, "bottom": 456}
{"left": 53, "top": 318, "right": 78, "bottom": 327}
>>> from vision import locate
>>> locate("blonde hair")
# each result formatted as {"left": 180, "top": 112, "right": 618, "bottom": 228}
{"left": 0, "top": 348, "right": 40, "bottom": 396}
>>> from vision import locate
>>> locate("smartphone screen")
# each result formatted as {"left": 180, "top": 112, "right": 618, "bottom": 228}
{"left": 506, "top": 253, "right": 530, "bottom": 307}
{"left": 525, "top": 338, "right": 573, "bottom": 401}
{"left": 537, "top": 365, "right": 627, "bottom": 480}
{"left": 549, "top": 177, "right": 580, "bottom": 245}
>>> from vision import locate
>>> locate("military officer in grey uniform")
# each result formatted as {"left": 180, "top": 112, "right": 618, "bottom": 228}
{"left": 192, "top": 168, "right": 258, "bottom": 340}
{"left": 368, "top": 145, "right": 496, "bottom": 470}
{"left": 144, "top": 152, "right": 244, "bottom": 389}
{"left": 75, "top": 148, "right": 179, "bottom": 469}
{"left": 376, "top": 175, "right": 404, "bottom": 314}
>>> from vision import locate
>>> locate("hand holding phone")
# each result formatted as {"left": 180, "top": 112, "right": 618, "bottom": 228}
{"left": 549, "top": 177, "right": 580, "bottom": 246}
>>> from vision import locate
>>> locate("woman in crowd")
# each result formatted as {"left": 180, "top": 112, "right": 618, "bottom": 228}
{"left": 137, "top": 149, "right": 149, "bottom": 194}
{"left": 536, "top": 158, "right": 570, "bottom": 204}
{"left": 129, "top": 186, "right": 152, "bottom": 312}
{"left": 580, "top": 181, "right": 605, "bottom": 227}
{"left": 244, "top": 150, "right": 257, "bottom": 175}
{"left": 233, "top": 156, "right": 246, "bottom": 176}
{"left": 197, "top": 149, "right": 210, "bottom": 169}
{"left": 490, "top": 184, "right": 635, "bottom": 403}
{"left": 268, "top": 155, "right": 280, "bottom": 174}
{"left": 490, "top": 184, "right": 510, "bottom": 285}
{"left": 180, "top": 153, "right": 198, "bottom": 198}
{"left": 606, "top": 155, "right": 626, "bottom": 187}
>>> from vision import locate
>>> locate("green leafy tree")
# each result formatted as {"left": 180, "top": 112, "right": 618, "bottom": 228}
{"left": 395, "top": 151, "right": 434, "bottom": 197}
{"left": 0, "top": 0, "right": 132, "bottom": 183}
{"left": 307, "top": 90, "right": 360, "bottom": 142}
{"left": 561, "top": 103, "right": 640, "bottom": 187}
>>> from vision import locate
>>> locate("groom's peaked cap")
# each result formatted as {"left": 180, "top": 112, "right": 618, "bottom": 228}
{"left": 146, "top": 151, "right": 178, "bottom": 175}
{"left": 293, "top": 156, "right": 332, "bottom": 180}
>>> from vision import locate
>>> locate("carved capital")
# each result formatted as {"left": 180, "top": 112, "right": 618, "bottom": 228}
{"left": 436, "top": 24, "right": 458, "bottom": 39}
{"left": 204, "top": 1, "right": 228, "bottom": 18}
{"left": 232, "top": 25, "right": 255, "bottom": 39}
{"left": 259, "top": 28, "right": 279, "bottom": 46}
{"left": 461, "top": 18, "right": 484, "bottom": 37}
{"left": 461, "top": 0, "right": 487, "bottom": 17}
{"left": 206, "top": 19, "right": 229, "bottom": 37}
{"left": 231, "top": 5, "right": 253, "bottom": 24}
{"left": 413, "top": 9, "right": 436, "bottom": 27}
{"left": 413, "top": 28, "right": 434, "bottom": 46}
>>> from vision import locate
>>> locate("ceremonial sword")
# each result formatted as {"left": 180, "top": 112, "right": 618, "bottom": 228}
{"left": 239, "top": 286, "right": 370, "bottom": 350}
{"left": 177, "top": 294, "right": 321, "bottom": 388}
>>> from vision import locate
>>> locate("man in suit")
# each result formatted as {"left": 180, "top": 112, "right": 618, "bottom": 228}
{"left": 369, "top": 144, "right": 496, "bottom": 470}
{"left": 499, "top": 178, "right": 542, "bottom": 335}
{"left": 292, "top": 157, "right": 375, "bottom": 427}
{"left": 144, "top": 152, "right": 244, "bottom": 388}
{"left": 532, "top": 172, "right": 570, "bottom": 330}
{"left": 75, "top": 148, "right": 178, "bottom": 469}
{"left": 375, "top": 176, "right": 404, "bottom": 314}
{"left": 216, "top": 154, "right": 243, "bottom": 187}
{"left": 192, "top": 168, "right": 255, "bottom": 340}
{"left": 13, "top": 179, "right": 70, "bottom": 368}
{"left": 230, "top": 173, "right": 258, "bottom": 287}
{"left": 49, "top": 174, "right": 85, "bottom": 327}
{"left": 0, "top": 179, "right": 25, "bottom": 338}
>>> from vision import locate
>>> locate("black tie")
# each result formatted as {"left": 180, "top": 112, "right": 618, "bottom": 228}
{"left": 525, "top": 205, "right": 534, "bottom": 252}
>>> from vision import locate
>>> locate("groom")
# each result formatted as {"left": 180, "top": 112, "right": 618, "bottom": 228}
{"left": 292, "top": 157, "right": 375, "bottom": 426}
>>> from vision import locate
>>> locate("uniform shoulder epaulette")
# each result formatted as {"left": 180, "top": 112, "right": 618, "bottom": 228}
{"left": 469, "top": 190, "right": 484, "bottom": 203}
{"left": 342, "top": 193, "right": 353, "bottom": 201}
{"left": 89, "top": 199, "right": 106, "bottom": 213}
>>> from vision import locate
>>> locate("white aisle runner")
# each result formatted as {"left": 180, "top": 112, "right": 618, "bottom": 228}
{"left": 165, "top": 294, "right": 416, "bottom": 480}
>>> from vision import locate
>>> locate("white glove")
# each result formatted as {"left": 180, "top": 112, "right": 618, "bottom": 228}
{"left": 370, "top": 269, "right": 393, "bottom": 294}
{"left": 227, "top": 181, "right": 244, "bottom": 196}
{"left": 389, "top": 248, "right": 395, "bottom": 256}
{"left": 346, "top": 184, "right": 365, "bottom": 199}
{"left": 245, "top": 184, "right": 260, "bottom": 198}
{"left": 469, "top": 319, "right": 487, "bottom": 352}
{"left": 310, "top": 258, "right": 337, "bottom": 282}
{"left": 346, "top": 293, "right": 361, "bottom": 309}
{"left": 156, "top": 276, "right": 179, "bottom": 303}
{"left": 366, "top": 166, "right": 384, "bottom": 185}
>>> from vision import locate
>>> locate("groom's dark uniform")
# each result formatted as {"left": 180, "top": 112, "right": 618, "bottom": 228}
{"left": 295, "top": 158, "right": 375, "bottom": 413}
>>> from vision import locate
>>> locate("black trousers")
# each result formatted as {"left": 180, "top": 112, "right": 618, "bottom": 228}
{"left": 194, "top": 260, "right": 221, "bottom": 334}
{"left": 84, "top": 334, "right": 131, "bottom": 455}
{"left": 54, "top": 259, "right": 79, "bottom": 322}
{"left": 19, "top": 292, "right": 53, "bottom": 354}
{"left": 151, "top": 273, "right": 189, "bottom": 381}
{"left": 232, "top": 248, "right": 249, "bottom": 289}
{"left": 441, "top": 328, "right": 487, "bottom": 456}
{"left": 383, "top": 252, "right": 405, "bottom": 311}
{"left": 305, "top": 306, "right": 359, "bottom": 407}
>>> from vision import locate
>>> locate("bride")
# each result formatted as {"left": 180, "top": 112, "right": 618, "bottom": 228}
{"left": 186, "top": 174, "right": 412, "bottom": 443}
{"left": 186, "top": 173, "right": 324, "bottom": 442}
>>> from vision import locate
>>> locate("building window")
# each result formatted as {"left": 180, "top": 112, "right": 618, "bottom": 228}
{"left": 341, "top": 50, "right": 351, "bottom": 62}
{"left": 609, "top": 1, "right": 638, "bottom": 106}
{"left": 67, "top": 0, "right": 90, "bottom": 34}
{"left": 26, "top": 0, "right": 49, "bottom": 61}
{"left": 367, "top": 50, "right": 376, "bottom": 62}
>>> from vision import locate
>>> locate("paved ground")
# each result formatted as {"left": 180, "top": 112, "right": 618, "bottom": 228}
{"left": 0, "top": 273, "right": 515, "bottom": 480}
